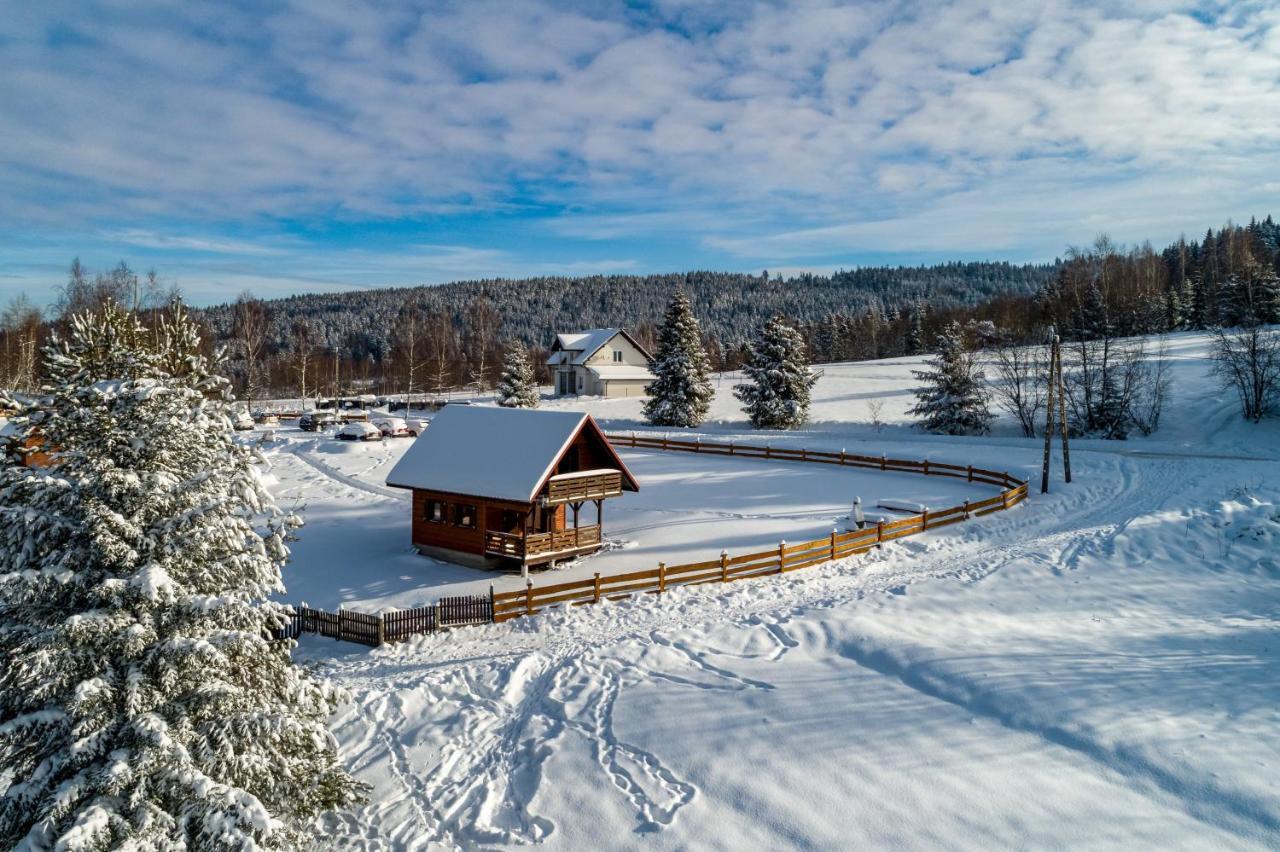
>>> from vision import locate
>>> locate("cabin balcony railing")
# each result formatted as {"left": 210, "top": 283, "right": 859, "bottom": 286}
{"left": 542, "top": 469, "right": 623, "bottom": 506}
{"left": 485, "top": 525, "right": 603, "bottom": 561}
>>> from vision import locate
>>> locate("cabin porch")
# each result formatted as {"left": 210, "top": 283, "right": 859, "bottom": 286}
{"left": 484, "top": 468, "right": 621, "bottom": 565}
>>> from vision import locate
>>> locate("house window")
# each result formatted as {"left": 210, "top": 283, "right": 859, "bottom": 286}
{"left": 425, "top": 499, "right": 446, "bottom": 523}
{"left": 454, "top": 503, "right": 477, "bottom": 528}
{"left": 613, "top": 350, "right": 623, "bottom": 363}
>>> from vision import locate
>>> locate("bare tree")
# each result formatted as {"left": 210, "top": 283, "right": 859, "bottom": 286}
{"left": 866, "top": 398, "right": 886, "bottom": 433}
{"left": 230, "top": 292, "right": 270, "bottom": 407}
{"left": 1212, "top": 320, "right": 1280, "bottom": 422}
{"left": 989, "top": 334, "right": 1049, "bottom": 438}
{"left": 389, "top": 302, "right": 430, "bottom": 409}
{"left": 423, "top": 311, "right": 458, "bottom": 394}
{"left": 464, "top": 297, "right": 501, "bottom": 390}
{"left": 289, "top": 321, "right": 316, "bottom": 402}
{"left": 1, "top": 295, "right": 42, "bottom": 392}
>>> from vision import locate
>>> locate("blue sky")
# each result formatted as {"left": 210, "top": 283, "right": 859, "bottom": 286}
{"left": 2, "top": 1, "right": 1278, "bottom": 307}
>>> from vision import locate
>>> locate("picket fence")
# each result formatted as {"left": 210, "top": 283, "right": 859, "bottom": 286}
{"left": 273, "top": 594, "right": 493, "bottom": 646}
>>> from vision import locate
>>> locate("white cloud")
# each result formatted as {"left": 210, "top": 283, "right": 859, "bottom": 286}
{"left": 0, "top": 0, "right": 1277, "bottom": 293}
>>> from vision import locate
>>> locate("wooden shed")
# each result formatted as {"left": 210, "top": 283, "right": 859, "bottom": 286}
{"left": 385, "top": 406, "right": 639, "bottom": 569}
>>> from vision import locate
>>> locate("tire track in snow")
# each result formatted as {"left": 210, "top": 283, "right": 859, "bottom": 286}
{"left": 283, "top": 444, "right": 407, "bottom": 501}
{"left": 832, "top": 636, "right": 1280, "bottom": 843}
{"left": 317, "top": 450, "right": 1252, "bottom": 849}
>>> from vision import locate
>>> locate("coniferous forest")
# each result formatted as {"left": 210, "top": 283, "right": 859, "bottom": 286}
{"left": 1, "top": 216, "right": 1277, "bottom": 402}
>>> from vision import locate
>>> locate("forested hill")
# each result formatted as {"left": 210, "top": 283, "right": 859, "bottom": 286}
{"left": 197, "top": 262, "right": 1056, "bottom": 359}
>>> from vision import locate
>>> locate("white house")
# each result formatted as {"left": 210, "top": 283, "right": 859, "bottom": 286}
{"left": 547, "top": 328, "right": 654, "bottom": 397}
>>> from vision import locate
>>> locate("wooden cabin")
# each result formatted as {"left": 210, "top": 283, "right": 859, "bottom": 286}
{"left": 0, "top": 419, "right": 56, "bottom": 468}
{"left": 385, "top": 406, "right": 639, "bottom": 569}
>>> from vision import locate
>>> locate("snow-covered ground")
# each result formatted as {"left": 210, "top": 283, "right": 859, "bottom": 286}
{"left": 268, "top": 330, "right": 1279, "bottom": 850}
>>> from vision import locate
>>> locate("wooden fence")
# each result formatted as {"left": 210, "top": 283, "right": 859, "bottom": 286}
{"left": 278, "top": 436, "right": 1028, "bottom": 642}
{"left": 490, "top": 435, "right": 1028, "bottom": 623}
{"left": 273, "top": 594, "right": 492, "bottom": 646}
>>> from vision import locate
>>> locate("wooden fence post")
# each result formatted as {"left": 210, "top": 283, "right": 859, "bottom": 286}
{"left": 719, "top": 551, "right": 728, "bottom": 583}
{"left": 921, "top": 508, "right": 929, "bottom": 531}
{"left": 659, "top": 561, "right": 667, "bottom": 593}
{"left": 728, "top": 441, "right": 735, "bottom": 456}
{"left": 489, "top": 584, "right": 496, "bottom": 623}
{"left": 377, "top": 613, "right": 386, "bottom": 645}
{"left": 777, "top": 540, "right": 787, "bottom": 573}
{"left": 963, "top": 500, "right": 970, "bottom": 520}
{"left": 593, "top": 572, "right": 601, "bottom": 604}
{"left": 880, "top": 453, "right": 886, "bottom": 471}
{"left": 800, "top": 448, "right": 807, "bottom": 461}
{"left": 525, "top": 580, "right": 534, "bottom": 617}
{"left": 967, "top": 464, "right": 973, "bottom": 482}
{"left": 1001, "top": 489, "right": 1009, "bottom": 510}
{"left": 765, "top": 444, "right": 772, "bottom": 459}
{"left": 840, "top": 448, "right": 847, "bottom": 465}
{"left": 830, "top": 529, "right": 837, "bottom": 560}
{"left": 876, "top": 520, "right": 884, "bottom": 549}
{"left": 923, "top": 459, "right": 930, "bottom": 476}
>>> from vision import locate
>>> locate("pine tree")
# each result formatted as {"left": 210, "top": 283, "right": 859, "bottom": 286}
{"left": 0, "top": 300, "right": 363, "bottom": 850}
{"left": 495, "top": 345, "right": 539, "bottom": 408}
{"left": 905, "top": 303, "right": 926, "bottom": 356}
{"left": 642, "top": 291, "right": 714, "bottom": 427}
{"left": 908, "top": 321, "right": 993, "bottom": 435}
{"left": 734, "top": 316, "right": 817, "bottom": 429}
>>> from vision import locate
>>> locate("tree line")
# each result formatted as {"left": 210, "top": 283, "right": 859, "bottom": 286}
{"left": 1, "top": 215, "right": 1276, "bottom": 416}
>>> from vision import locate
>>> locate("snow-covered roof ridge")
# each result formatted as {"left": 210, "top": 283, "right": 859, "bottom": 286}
{"left": 548, "top": 328, "right": 639, "bottom": 366}
{"left": 384, "top": 405, "right": 634, "bottom": 502}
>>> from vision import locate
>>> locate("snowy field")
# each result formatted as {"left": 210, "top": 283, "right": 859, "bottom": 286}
{"left": 263, "top": 331, "right": 1279, "bottom": 850}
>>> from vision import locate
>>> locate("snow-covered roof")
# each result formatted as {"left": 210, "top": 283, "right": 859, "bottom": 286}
{"left": 384, "top": 405, "right": 636, "bottom": 502}
{"left": 585, "top": 365, "right": 654, "bottom": 381}
{"left": 547, "top": 329, "right": 624, "bottom": 366}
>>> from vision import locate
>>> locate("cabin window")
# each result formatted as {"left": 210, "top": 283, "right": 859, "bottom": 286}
{"left": 454, "top": 503, "right": 477, "bottom": 528}
{"left": 424, "top": 499, "right": 446, "bottom": 523}
{"left": 612, "top": 349, "right": 623, "bottom": 363}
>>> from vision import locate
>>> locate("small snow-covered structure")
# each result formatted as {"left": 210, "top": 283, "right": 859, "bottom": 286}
{"left": 547, "top": 328, "right": 654, "bottom": 397}
{"left": 385, "top": 406, "right": 639, "bottom": 568}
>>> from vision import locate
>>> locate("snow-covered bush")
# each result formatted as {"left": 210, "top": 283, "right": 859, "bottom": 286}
{"left": 909, "top": 321, "right": 993, "bottom": 435}
{"left": 0, "top": 300, "right": 363, "bottom": 850}
{"left": 734, "top": 316, "right": 817, "bottom": 430}
{"left": 643, "top": 291, "right": 714, "bottom": 427}
{"left": 496, "top": 345, "right": 539, "bottom": 408}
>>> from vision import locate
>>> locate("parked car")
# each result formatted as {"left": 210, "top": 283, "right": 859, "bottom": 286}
{"left": 231, "top": 409, "right": 255, "bottom": 431}
{"left": 299, "top": 412, "right": 338, "bottom": 432}
{"left": 406, "top": 418, "right": 429, "bottom": 436}
{"left": 336, "top": 421, "right": 383, "bottom": 442}
{"left": 372, "top": 417, "right": 412, "bottom": 438}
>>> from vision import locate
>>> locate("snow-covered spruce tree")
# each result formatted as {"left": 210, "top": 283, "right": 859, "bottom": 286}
{"left": 733, "top": 316, "right": 817, "bottom": 430}
{"left": 642, "top": 291, "right": 714, "bottom": 427}
{"left": 908, "top": 321, "right": 993, "bottom": 435}
{"left": 495, "top": 344, "right": 539, "bottom": 408}
{"left": 0, "top": 300, "right": 363, "bottom": 850}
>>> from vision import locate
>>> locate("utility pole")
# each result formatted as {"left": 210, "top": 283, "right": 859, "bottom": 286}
{"left": 1042, "top": 333, "right": 1073, "bottom": 493}
{"left": 1040, "top": 334, "right": 1057, "bottom": 494}
{"left": 1055, "top": 335, "right": 1072, "bottom": 483}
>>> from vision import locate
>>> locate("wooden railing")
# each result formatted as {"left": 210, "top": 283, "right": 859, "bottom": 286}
{"left": 491, "top": 435, "right": 1029, "bottom": 622}
{"left": 544, "top": 470, "right": 623, "bottom": 505}
{"left": 485, "top": 525, "right": 603, "bottom": 560}
{"left": 273, "top": 595, "right": 492, "bottom": 646}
